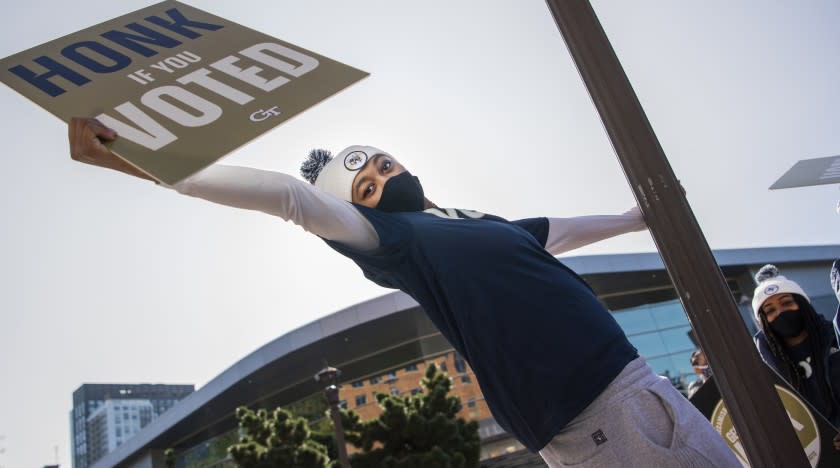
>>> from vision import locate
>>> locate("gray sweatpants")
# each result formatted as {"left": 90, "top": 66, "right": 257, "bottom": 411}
{"left": 539, "top": 357, "right": 740, "bottom": 467}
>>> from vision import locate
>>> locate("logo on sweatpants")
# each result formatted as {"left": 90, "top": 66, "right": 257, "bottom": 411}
{"left": 592, "top": 429, "right": 608, "bottom": 446}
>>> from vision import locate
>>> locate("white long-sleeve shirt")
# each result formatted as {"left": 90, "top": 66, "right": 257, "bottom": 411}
{"left": 169, "top": 165, "right": 646, "bottom": 253}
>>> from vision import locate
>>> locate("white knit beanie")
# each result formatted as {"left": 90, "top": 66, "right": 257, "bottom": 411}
{"left": 751, "top": 264, "right": 810, "bottom": 325}
{"left": 299, "top": 145, "right": 387, "bottom": 202}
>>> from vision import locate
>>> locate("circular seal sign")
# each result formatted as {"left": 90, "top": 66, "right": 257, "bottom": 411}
{"left": 710, "top": 385, "right": 820, "bottom": 466}
{"left": 344, "top": 151, "right": 368, "bottom": 171}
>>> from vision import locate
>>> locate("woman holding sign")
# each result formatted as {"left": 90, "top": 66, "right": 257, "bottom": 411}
{"left": 752, "top": 265, "right": 840, "bottom": 426}
{"left": 68, "top": 117, "right": 738, "bottom": 467}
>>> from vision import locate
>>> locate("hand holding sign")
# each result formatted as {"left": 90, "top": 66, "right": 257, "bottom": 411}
{"left": 68, "top": 117, "right": 153, "bottom": 181}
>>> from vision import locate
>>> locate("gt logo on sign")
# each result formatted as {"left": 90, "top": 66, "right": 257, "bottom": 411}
{"left": 249, "top": 106, "right": 281, "bottom": 122}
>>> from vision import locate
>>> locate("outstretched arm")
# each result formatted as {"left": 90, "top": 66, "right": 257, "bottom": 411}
{"left": 68, "top": 117, "right": 379, "bottom": 251}
{"left": 545, "top": 206, "right": 646, "bottom": 256}
{"left": 170, "top": 166, "right": 378, "bottom": 250}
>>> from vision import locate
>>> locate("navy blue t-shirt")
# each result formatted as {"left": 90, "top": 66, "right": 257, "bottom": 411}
{"left": 326, "top": 206, "right": 637, "bottom": 452}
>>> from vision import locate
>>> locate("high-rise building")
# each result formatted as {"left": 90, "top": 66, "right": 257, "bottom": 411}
{"left": 86, "top": 399, "right": 154, "bottom": 463}
{"left": 71, "top": 384, "right": 194, "bottom": 468}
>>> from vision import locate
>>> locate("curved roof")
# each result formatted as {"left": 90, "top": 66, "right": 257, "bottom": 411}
{"left": 95, "top": 291, "right": 438, "bottom": 468}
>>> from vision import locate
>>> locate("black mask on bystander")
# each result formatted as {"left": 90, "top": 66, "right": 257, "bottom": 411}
{"left": 769, "top": 310, "right": 805, "bottom": 338}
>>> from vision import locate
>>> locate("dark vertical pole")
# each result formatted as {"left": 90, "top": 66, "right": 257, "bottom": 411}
{"left": 316, "top": 367, "right": 351, "bottom": 468}
{"left": 325, "top": 386, "right": 351, "bottom": 468}
{"left": 544, "top": 1, "right": 807, "bottom": 466}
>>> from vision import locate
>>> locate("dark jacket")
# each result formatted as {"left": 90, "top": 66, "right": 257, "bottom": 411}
{"left": 755, "top": 317, "right": 840, "bottom": 427}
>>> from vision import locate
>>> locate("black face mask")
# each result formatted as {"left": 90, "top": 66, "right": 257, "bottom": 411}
{"left": 769, "top": 310, "right": 805, "bottom": 338}
{"left": 377, "top": 171, "right": 425, "bottom": 212}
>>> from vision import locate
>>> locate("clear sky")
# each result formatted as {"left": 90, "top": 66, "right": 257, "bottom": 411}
{"left": 0, "top": 1, "right": 838, "bottom": 466}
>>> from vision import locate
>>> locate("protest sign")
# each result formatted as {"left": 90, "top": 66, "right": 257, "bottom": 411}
{"left": 690, "top": 369, "right": 840, "bottom": 467}
{"left": 0, "top": 0, "right": 368, "bottom": 185}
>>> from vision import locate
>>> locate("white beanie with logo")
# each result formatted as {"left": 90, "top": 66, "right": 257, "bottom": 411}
{"left": 299, "top": 145, "right": 387, "bottom": 202}
{"left": 751, "top": 264, "right": 810, "bottom": 325}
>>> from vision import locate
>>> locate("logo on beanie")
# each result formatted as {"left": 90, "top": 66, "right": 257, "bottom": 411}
{"left": 344, "top": 151, "right": 368, "bottom": 171}
{"left": 764, "top": 284, "right": 780, "bottom": 295}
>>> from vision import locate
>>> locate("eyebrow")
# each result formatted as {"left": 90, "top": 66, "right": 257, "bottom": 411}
{"left": 764, "top": 295, "right": 794, "bottom": 310}
{"left": 354, "top": 154, "right": 385, "bottom": 196}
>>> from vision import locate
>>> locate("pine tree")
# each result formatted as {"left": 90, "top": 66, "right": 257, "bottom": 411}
{"left": 228, "top": 406, "right": 331, "bottom": 468}
{"left": 342, "top": 363, "right": 481, "bottom": 468}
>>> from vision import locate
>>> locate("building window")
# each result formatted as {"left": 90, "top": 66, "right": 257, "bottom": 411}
{"left": 454, "top": 357, "right": 467, "bottom": 373}
{"left": 351, "top": 380, "right": 364, "bottom": 388}
{"left": 467, "top": 398, "right": 476, "bottom": 408}
{"left": 386, "top": 372, "right": 397, "bottom": 383}
{"left": 405, "top": 364, "right": 418, "bottom": 372}
{"left": 339, "top": 400, "right": 348, "bottom": 409}
{"left": 390, "top": 387, "right": 400, "bottom": 396}
{"left": 461, "top": 375, "right": 472, "bottom": 384}
{"left": 369, "top": 376, "right": 380, "bottom": 385}
{"left": 355, "top": 395, "right": 367, "bottom": 407}
{"left": 613, "top": 299, "right": 695, "bottom": 381}
{"left": 439, "top": 361, "right": 447, "bottom": 372}
{"left": 411, "top": 387, "right": 422, "bottom": 396}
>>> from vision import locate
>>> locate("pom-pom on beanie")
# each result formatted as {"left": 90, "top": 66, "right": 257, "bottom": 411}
{"left": 751, "top": 264, "right": 810, "bottom": 325}
{"left": 299, "top": 145, "right": 388, "bottom": 202}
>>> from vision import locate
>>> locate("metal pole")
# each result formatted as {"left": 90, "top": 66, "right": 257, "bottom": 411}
{"left": 543, "top": 1, "right": 808, "bottom": 466}
{"left": 315, "top": 367, "right": 350, "bottom": 468}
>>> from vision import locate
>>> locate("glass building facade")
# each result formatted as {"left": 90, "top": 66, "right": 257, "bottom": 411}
{"left": 613, "top": 299, "right": 697, "bottom": 387}
{"left": 613, "top": 291, "right": 837, "bottom": 390}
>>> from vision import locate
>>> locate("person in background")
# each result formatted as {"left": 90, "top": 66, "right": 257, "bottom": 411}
{"left": 831, "top": 258, "right": 840, "bottom": 451}
{"left": 831, "top": 259, "right": 840, "bottom": 342}
{"left": 687, "top": 349, "right": 711, "bottom": 399}
{"left": 752, "top": 264, "right": 840, "bottom": 432}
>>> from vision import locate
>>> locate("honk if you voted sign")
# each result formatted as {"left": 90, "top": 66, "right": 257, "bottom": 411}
{"left": 0, "top": 0, "right": 368, "bottom": 185}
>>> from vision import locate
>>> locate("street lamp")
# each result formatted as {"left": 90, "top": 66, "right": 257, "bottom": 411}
{"left": 315, "top": 366, "right": 350, "bottom": 468}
